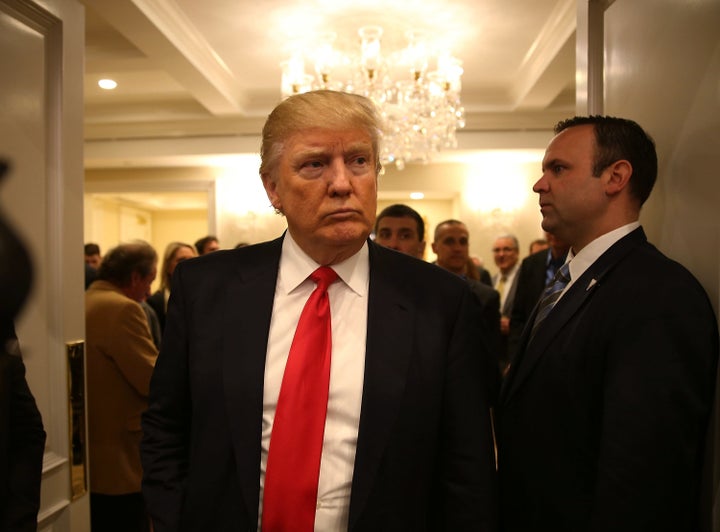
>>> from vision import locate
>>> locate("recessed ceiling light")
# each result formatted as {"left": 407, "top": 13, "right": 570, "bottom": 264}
{"left": 409, "top": 192, "right": 425, "bottom": 200}
{"left": 98, "top": 78, "right": 117, "bottom": 90}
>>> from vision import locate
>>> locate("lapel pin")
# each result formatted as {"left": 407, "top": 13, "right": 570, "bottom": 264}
{"left": 586, "top": 278, "right": 597, "bottom": 290}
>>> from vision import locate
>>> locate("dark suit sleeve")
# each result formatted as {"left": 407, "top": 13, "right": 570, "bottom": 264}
{"left": 508, "top": 256, "right": 545, "bottom": 363}
{"left": 480, "top": 268, "right": 492, "bottom": 287}
{"left": 141, "top": 269, "right": 192, "bottom": 532}
{"left": 0, "top": 352, "right": 46, "bottom": 532}
{"left": 437, "top": 289, "right": 498, "bottom": 530}
{"left": 469, "top": 283, "right": 502, "bottom": 406}
{"left": 589, "top": 285, "right": 718, "bottom": 531}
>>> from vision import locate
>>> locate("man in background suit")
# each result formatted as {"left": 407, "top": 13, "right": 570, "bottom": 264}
{"left": 496, "top": 116, "right": 719, "bottom": 531}
{"left": 507, "top": 231, "right": 569, "bottom": 366}
{"left": 490, "top": 234, "right": 519, "bottom": 369}
{"left": 432, "top": 219, "right": 502, "bottom": 403}
{"left": 141, "top": 90, "right": 497, "bottom": 531}
{"left": 373, "top": 203, "right": 426, "bottom": 259}
{"left": 86, "top": 241, "right": 158, "bottom": 532}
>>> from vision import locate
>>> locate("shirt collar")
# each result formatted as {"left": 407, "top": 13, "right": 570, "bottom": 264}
{"left": 280, "top": 232, "right": 369, "bottom": 297}
{"left": 566, "top": 221, "right": 640, "bottom": 281}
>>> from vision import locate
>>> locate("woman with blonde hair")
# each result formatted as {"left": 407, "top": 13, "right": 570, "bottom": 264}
{"left": 146, "top": 241, "right": 196, "bottom": 333}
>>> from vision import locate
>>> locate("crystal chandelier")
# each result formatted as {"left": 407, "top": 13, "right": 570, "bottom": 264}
{"left": 281, "top": 26, "right": 465, "bottom": 170}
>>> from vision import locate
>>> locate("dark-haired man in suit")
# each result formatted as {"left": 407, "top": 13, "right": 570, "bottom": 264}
{"left": 496, "top": 116, "right": 718, "bottom": 531}
{"left": 373, "top": 203, "right": 426, "bottom": 259}
{"left": 141, "top": 90, "right": 497, "bottom": 532}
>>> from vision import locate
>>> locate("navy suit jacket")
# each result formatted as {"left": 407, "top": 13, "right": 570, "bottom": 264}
{"left": 496, "top": 228, "right": 719, "bottom": 532}
{"left": 141, "top": 236, "right": 497, "bottom": 531}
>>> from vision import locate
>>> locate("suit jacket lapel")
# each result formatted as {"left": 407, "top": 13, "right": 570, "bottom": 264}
{"left": 348, "top": 242, "right": 415, "bottom": 529}
{"left": 500, "top": 228, "right": 647, "bottom": 403}
{"left": 222, "top": 237, "right": 283, "bottom": 522}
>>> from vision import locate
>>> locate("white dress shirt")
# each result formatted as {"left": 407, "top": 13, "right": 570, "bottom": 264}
{"left": 494, "top": 263, "right": 519, "bottom": 309}
{"left": 560, "top": 221, "right": 641, "bottom": 301}
{"left": 259, "top": 233, "right": 369, "bottom": 531}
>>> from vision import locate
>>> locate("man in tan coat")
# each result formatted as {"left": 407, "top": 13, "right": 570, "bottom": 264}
{"left": 86, "top": 241, "right": 158, "bottom": 532}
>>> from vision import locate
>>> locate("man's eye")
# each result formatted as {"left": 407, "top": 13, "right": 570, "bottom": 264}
{"left": 297, "top": 160, "right": 325, "bottom": 177}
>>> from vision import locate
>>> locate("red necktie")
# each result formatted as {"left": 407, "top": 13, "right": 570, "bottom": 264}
{"left": 262, "top": 266, "right": 338, "bottom": 532}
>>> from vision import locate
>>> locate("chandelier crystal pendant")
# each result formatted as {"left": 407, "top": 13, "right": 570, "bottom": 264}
{"left": 280, "top": 25, "right": 465, "bottom": 170}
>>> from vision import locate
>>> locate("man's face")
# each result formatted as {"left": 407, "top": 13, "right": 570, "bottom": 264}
{"left": 432, "top": 223, "right": 469, "bottom": 275}
{"left": 262, "top": 127, "right": 377, "bottom": 264}
{"left": 534, "top": 125, "right": 608, "bottom": 248}
{"left": 127, "top": 265, "right": 157, "bottom": 303}
{"left": 375, "top": 216, "right": 425, "bottom": 258}
{"left": 492, "top": 237, "right": 519, "bottom": 273}
{"left": 85, "top": 254, "right": 101, "bottom": 269}
{"left": 202, "top": 240, "right": 219, "bottom": 254}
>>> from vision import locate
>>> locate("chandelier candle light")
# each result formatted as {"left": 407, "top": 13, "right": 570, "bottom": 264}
{"left": 281, "top": 26, "right": 465, "bottom": 170}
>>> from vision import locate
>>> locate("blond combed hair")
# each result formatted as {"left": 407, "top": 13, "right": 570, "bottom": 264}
{"left": 259, "top": 90, "right": 383, "bottom": 180}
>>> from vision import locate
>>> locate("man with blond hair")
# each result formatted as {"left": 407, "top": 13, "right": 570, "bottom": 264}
{"left": 142, "top": 90, "right": 497, "bottom": 532}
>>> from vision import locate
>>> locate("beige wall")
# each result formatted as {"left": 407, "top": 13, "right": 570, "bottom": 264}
{"left": 83, "top": 195, "right": 208, "bottom": 292}
{"left": 87, "top": 150, "right": 550, "bottom": 276}
{"left": 152, "top": 209, "right": 208, "bottom": 291}
{"left": 604, "top": 0, "right": 720, "bottom": 317}
{"left": 601, "top": 1, "right": 720, "bottom": 529}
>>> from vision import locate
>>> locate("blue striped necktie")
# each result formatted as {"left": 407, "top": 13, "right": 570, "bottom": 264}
{"left": 530, "top": 262, "right": 571, "bottom": 339}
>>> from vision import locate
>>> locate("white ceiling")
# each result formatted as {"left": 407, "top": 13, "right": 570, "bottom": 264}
{"left": 80, "top": 0, "right": 577, "bottom": 209}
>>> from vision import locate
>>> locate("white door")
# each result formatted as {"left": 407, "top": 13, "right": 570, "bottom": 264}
{"left": 0, "top": 0, "right": 88, "bottom": 530}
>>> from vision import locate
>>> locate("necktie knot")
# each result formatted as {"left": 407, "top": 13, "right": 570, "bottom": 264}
{"left": 553, "top": 263, "right": 570, "bottom": 285}
{"left": 311, "top": 266, "right": 338, "bottom": 291}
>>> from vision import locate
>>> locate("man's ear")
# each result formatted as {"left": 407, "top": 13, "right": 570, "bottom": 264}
{"left": 261, "top": 172, "right": 282, "bottom": 212}
{"left": 604, "top": 159, "right": 633, "bottom": 196}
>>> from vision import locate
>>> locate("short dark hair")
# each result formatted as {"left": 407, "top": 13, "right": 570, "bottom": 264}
{"left": 84, "top": 243, "right": 100, "bottom": 256}
{"left": 555, "top": 116, "right": 657, "bottom": 206}
{"left": 194, "top": 235, "right": 218, "bottom": 255}
{"left": 97, "top": 241, "right": 157, "bottom": 287}
{"left": 433, "top": 219, "right": 466, "bottom": 241}
{"left": 375, "top": 204, "right": 425, "bottom": 242}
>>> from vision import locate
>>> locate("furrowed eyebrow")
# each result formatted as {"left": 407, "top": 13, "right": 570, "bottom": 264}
{"left": 293, "top": 147, "right": 330, "bottom": 160}
{"left": 344, "top": 142, "right": 373, "bottom": 155}
{"left": 542, "top": 158, "right": 567, "bottom": 171}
